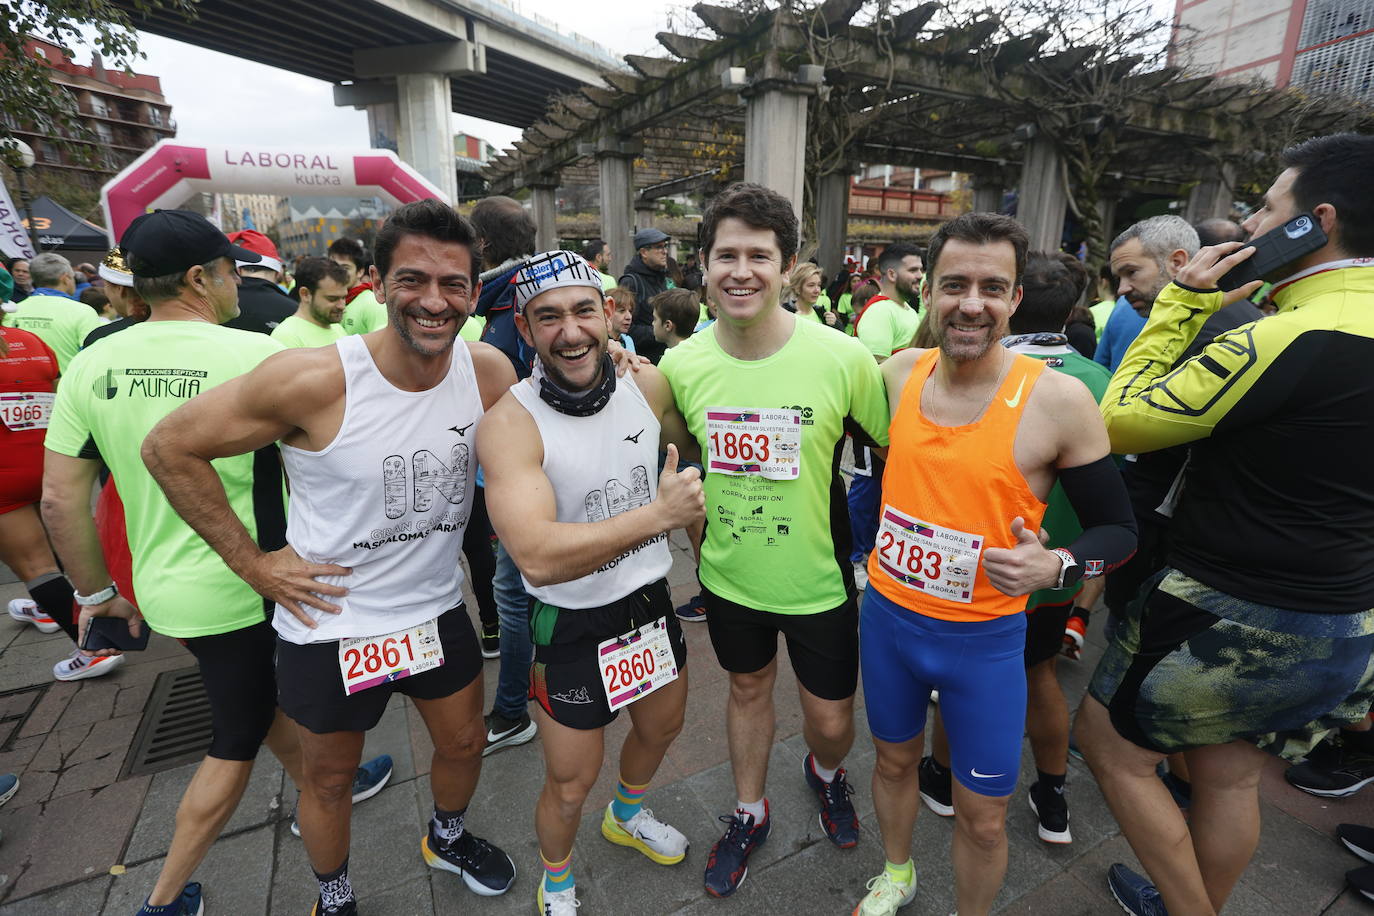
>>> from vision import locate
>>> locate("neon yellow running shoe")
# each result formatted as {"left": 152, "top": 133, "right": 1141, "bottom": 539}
{"left": 600, "top": 802, "right": 689, "bottom": 865}
{"left": 852, "top": 869, "right": 918, "bottom": 915}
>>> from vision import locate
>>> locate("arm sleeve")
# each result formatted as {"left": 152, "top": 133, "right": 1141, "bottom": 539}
{"left": 1101, "top": 283, "right": 1284, "bottom": 454}
{"left": 1058, "top": 455, "right": 1138, "bottom": 577}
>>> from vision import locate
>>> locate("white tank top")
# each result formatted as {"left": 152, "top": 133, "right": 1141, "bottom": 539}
{"left": 509, "top": 373, "right": 673, "bottom": 609}
{"left": 275, "top": 335, "right": 481, "bottom": 644}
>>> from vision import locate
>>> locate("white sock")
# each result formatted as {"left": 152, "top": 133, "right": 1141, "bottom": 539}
{"left": 736, "top": 798, "right": 766, "bottom": 821}
{"left": 810, "top": 756, "right": 838, "bottom": 783}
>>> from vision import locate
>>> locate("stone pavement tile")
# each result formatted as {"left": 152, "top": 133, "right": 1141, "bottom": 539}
{"left": 125, "top": 756, "right": 286, "bottom": 862}
{"left": 1245, "top": 799, "right": 1348, "bottom": 914}
{"left": 366, "top": 873, "right": 436, "bottom": 915}
{"left": 16, "top": 681, "right": 78, "bottom": 740}
{"left": 1260, "top": 751, "right": 1374, "bottom": 840}
{"left": 0, "top": 776, "right": 150, "bottom": 902}
{"left": 104, "top": 824, "right": 274, "bottom": 915}
{"left": 730, "top": 836, "right": 876, "bottom": 915}
{"left": 0, "top": 875, "right": 112, "bottom": 915}
{"left": 29, "top": 712, "right": 142, "bottom": 803}
{"left": 993, "top": 870, "right": 1108, "bottom": 915}
{"left": 1064, "top": 833, "right": 1146, "bottom": 911}
{"left": 1324, "top": 886, "right": 1374, "bottom": 914}
{"left": 0, "top": 735, "right": 44, "bottom": 788}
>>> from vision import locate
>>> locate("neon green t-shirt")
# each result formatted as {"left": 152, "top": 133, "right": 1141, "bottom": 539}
{"left": 599, "top": 271, "right": 617, "bottom": 291}
{"left": 270, "top": 314, "right": 346, "bottom": 349}
{"left": 659, "top": 318, "right": 890, "bottom": 614}
{"left": 856, "top": 296, "right": 922, "bottom": 359}
{"left": 340, "top": 288, "right": 388, "bottom": 335}
{"left": 459, "top": 313, "right": 486, "bottom": 342}
{"left": 1089, "top": 299, "right": 1115, "bottom": 341}
{"left": 11, "top": 293, "right": 103, "bottom": 373}
{"left": 45, "top": 322, "right": 286, "bottom": 638}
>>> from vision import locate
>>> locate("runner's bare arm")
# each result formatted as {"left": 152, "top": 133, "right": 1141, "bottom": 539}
{"left": 479, "top": 391, "right": 705, "bottom": 587}
{"left": 467, "top": 340, "right": 518, "bottom": 410}
{"left": 142, "top": 349, "right": 350, "bottom": 625}
{"left": 634, "top": 364, "right": 701, "bottom": 463}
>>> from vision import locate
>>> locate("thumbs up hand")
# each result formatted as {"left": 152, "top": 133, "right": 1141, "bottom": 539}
{"left": 656, "top": 443, "right": 706, "bottom": 530}
{"left": 982, "top": 516, "right": 1060, "bottom": 597}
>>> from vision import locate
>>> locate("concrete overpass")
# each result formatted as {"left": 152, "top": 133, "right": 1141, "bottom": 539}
{"left": 113, "top": 0, "right": 622, "bottom": 199}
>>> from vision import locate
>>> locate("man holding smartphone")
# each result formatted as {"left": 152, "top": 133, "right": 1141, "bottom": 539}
{"left": 1077, "top": 133, "right": 1374, "bottom": 916}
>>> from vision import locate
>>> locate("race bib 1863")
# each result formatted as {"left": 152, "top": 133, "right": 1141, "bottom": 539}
{"left": 875, "top": 504, "right": 983, "bottom": 603}
{"left": 704, "top": 407, "right": 801, "bottom": 480}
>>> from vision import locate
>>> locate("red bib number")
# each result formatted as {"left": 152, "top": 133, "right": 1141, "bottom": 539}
{"left": 874, "top": 505, "right": 983, "bottom": 604}
{"left": 338, "top": 617, "right": 444, "bottom": 696}
{"left": 0, "top": 392, "right": 54, "bottom": 431}
{"left": 704, "top": 407, "right": 801, "bottom": 480}
{"left": 598, "top": 617, "right": 678, "bottom": 712}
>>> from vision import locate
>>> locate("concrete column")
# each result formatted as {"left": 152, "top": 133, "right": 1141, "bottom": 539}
{"left": 815, "top": 171, "right": 851, "bottom": 277}
{"left": 396, "top": 72, "right": 455, "bottom": 203}
{"left": 972, "top": 173, "right": 1003, "bottom": 213}
{"left": 597, "top": 152, "right": 634, "bottom": 268}
{"left": 743, "top": 86, "right": 809, "bottom": 223}
{"left": 1184, "top": 163, "right": 1236, "bottom": 223}
{"left": 1017, "top": 136, "right": 1067, "bottom": 251}
{"left": 365, "top": 100, "right": 399, "bottom": 152}
{"left": 529, "top": 180, "right": 559, "bottom": 252}
{"left": 1096, "top": 196, "right": 1118, "bottom": 240}
{"left": 635, "top": 201, "right": 657, "bottom": 231}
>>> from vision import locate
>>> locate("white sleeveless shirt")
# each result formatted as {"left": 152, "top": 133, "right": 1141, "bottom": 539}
{"left": 509, "top": 373, "right": 673, "bottom": 609}
{"left": 275, "top": 335, "right": 481, "bottom": 644}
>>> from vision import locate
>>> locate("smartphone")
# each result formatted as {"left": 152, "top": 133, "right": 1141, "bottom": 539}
{"left": 1218, "top": 213, "right": 1327, "bottom": 291}
{"left": 80, "top": 616, "right": 150, "bottom": 652}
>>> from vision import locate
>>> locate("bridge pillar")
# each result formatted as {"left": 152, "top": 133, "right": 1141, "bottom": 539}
{"left": 597, "top": 147, "right": 635, "bottom": 269}
{"left": 815, "top": 170, "right": 851, "bottom": 277}
{"left": 1184, "top": 163, "right": 1236, "bottom": 223}
{"left": 743, "top": 85, "right": 809, "bottom": 224}
{"left": 365, "top": 101, "right": 400, "bottom": 152}
{"left": 528, "top": 176, "right": 560, "bottom": 251}
{"left": 1017, "top": 136, "right": 1067, "bottom": 252}
{"left": 396, "top": 72, "right": 457, "bottom": 203}
{"left": 972, "top": 173, "right": 1004, "bottom": 213}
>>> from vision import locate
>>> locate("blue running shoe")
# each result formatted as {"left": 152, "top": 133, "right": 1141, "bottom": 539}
{"left": 804, "top": 753, "right": 859, "bottom": 848}
{"left": 138, "top": 881, "right": 203, "bottom": 915}
{"left": 675, "top": 594, "right": 707, "bottom": 622}
{"left": 1107, "top": 864, "right": 1167, "bottom": 916}
{"left": 704, "top": 804, "right": 771, "bottom": 897}
{"left": 291, "top": 754, "right": 394, "bottom": 836}
{"left": 0, "top": 773, "right": 18, "bottom": 807}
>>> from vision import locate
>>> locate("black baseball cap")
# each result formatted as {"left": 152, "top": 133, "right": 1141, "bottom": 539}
{"left": 123, "top": 209, "right": 261, "bottom": 278}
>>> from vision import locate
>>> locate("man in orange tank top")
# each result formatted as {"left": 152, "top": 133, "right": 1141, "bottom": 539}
{"left": 851, "top": 212, "right": 1136, "bottom": 916}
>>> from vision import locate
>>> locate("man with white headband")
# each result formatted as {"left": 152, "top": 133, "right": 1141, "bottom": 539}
{"left": 480, "top": 250, "right": 705, "bottom": 916}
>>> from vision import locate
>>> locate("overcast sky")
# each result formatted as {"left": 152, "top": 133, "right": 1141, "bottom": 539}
{"left": 130, "top": 0, "right": 686, "bottom": 154}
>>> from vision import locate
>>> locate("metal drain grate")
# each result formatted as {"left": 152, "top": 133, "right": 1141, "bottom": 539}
{"left": 122, "top": 666, "right": 214, "bottom": 778}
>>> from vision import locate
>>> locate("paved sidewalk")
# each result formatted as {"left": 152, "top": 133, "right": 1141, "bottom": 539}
{"left": 0, "top": 537, "right": 1371, "bottom": 915}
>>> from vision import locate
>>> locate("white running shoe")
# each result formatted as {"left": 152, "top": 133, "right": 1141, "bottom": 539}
{"left": 601, "top": 803, "right": 689, "bottom": 864}
{"left": 8, "top": 599, "right": 60, "bottom": 634}
{"left": 53, "top": 648, "right": 125, "bottom": 682}
{"left": 538, "top": 883, "right": 580, "bottom": 914}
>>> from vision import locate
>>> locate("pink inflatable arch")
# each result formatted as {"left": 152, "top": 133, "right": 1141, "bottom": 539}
{"left": 101, "top": 141, "right": 448, "bottom": 243}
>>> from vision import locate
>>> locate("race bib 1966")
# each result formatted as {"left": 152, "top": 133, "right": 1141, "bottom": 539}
{"left": 875, "top": 504, "right": 983, "bottom": 604}
{"left": 704, "top": 407, "right": 801, "bottom": 480}
{"left": 0, "top": 391, "right": 54, "bottom": 431}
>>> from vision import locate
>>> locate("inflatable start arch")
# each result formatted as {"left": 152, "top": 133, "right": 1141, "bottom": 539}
{"left": 101, "top": 140, "right": 448, "bottom": 243}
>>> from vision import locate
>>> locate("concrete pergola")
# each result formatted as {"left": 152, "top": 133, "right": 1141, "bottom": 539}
{"left": 484, "top": 1, "right": 1374, "bottom": 271}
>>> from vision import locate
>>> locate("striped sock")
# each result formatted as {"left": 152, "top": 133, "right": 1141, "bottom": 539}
{"left": 542, "top": 850, "right": 574, "bottom": 892}
{"left": 611, "top": 777, "right": 650, "bottom": 822}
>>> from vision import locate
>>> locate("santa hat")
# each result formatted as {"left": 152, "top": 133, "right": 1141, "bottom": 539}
{"left": 226, "top": 229, "right": 282, "bottom": 273}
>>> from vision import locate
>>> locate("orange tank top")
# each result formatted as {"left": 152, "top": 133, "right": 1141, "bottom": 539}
{"left": 868, "top": 348, "right": 1048, "bottom": 622}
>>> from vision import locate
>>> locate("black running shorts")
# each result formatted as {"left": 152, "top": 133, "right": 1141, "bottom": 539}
{"left": 184, "top": 619, "right": 278, "bottom": 761}
{"left": 275, "top": 605, "right": 482, "bottom": 734}
{"left": 703, "top": 588, "right": 859, "bottom": 701}
{"left": 1024, "top": 598, "right": 1074, "bottom": 668}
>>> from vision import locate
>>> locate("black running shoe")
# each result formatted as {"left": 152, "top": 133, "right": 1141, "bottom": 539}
{"left": 803, "top": 753, "right": 859, "bottom": 848}
{"left": 703, "top": 805, "right": 771, "bottom": 898}
{"left": 482, "top": 711, "right": 537, "bottom": 757}
{"left": 1339, "top": 823, "right": 1374, "bottom": 864}
{"left": 422, "top": 828, "right": 515, "bottom": 896}
{"left": 1027, "top": 781, "right": 1071, "bottom": 845}
{"left": 1285, "top": 735, "right": 1374, "bottom": 798}
{"left": 918, "top": 756, "right": 954, "bottom": 817}
{"left": 311, "top": 897, "right": 358, "bottom": 916}
{"left": 1349, "top": 864, "right": 1374, "bottom": 902}
{"left": 479, "top": 622, "right": 500, "bottom": 659}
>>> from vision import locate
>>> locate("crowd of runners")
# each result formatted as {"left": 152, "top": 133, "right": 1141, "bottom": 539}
{"left": 1, "top": 131, "right": 1373, "bottom": 916}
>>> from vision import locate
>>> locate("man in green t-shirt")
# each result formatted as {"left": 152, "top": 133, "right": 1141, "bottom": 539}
{"left": 271, "top": 257, "right": 350, "bottom": 349}
{"left": 657, "top": 183, "right": 890, "bottom": 897}
{"left": 917, "top": 251, "right": 1113, "bottom": 854}
{"left": 582, "top": 238, "right": 617, "bottom": 290}
{"left": 42, "top": 210, "right": 389, "bottom": 916}
{"left": 331, "top": 237, "right": 389, "bottom": 335}
{"left": 9, "top": 252, "right": 102, "bottom": 372}
{"left": 854, "top": 242, "right": 924, "bottom": 360}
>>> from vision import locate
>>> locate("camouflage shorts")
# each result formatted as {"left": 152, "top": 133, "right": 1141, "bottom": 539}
{"left": 1088, "top": 569, "right": 1374, "bottom": 761}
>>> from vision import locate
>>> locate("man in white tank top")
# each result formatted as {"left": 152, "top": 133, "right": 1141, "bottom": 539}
{"left": 142, "top": 201, "right": 519, "bottom": 916}
{"left": 480, "top": 251, "right": 705, "bottom": 916}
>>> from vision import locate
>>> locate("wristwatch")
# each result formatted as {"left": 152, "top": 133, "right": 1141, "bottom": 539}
{"left": 1051, "top": 549, "right": 1083, "bottom": 590}
{"left": 74, "top": 583, "right": 119, "bottom": 606}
